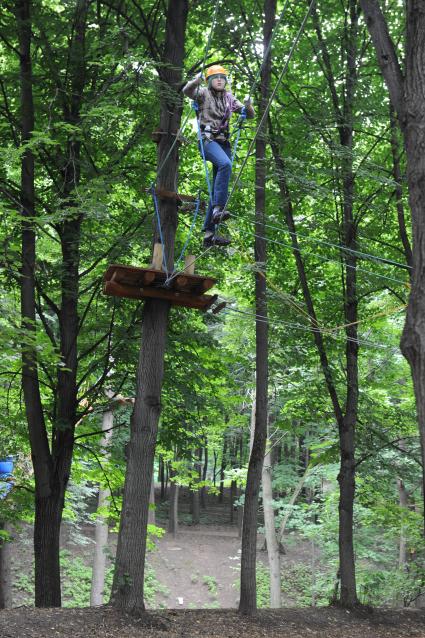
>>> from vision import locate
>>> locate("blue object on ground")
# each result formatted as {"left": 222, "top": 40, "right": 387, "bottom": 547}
{"left": 0, "top": 458, "right": 14, "bottom": 475}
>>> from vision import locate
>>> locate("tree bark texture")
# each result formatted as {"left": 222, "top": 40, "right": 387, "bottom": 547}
{"left": 239, "top": 0, "right": 275, "bottom": 615}
{"left": 111, "top": 0, "right": 188, "bottom": 612}
{"left": 262, "top": 438, "right": 281, "bottom": 607}
{"left": 360, "top": 0, "right": 425, "bottom": 536}
{"left": 168, "top": 478, "right": 179, "bottom": 537}
{"left": 90, "top": 410, "right": 113, "bottom": 607}
{"left": 397, "top": 478, "right": 408, "bottom": 571}
{"left": 148, "top": 475, "right": 156, "bottom": 527}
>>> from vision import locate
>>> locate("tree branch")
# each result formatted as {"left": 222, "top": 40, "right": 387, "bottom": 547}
{"left": 359, "top": 0, "right": 405, "bottom": 126}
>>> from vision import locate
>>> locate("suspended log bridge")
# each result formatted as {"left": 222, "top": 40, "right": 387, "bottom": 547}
{"left": 103, "top": 244, "right": 219, "bottom": 311}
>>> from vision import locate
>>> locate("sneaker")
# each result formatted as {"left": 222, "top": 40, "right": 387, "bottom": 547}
{"left": 212, "top": 208, "right": 231, "bottom": 224}
{"left": 203, "top": 234, "right": 231, "bottom": 248}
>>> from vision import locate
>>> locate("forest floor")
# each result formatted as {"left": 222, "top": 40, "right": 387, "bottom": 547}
{"left": 5, "top": 488, "right": 425, "bottom": 635}
{"left": 1, "top": 606, "right": 425, "bottom": 637}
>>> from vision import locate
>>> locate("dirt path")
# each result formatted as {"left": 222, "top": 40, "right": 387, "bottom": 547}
{"left": 148, "top": 524, "right": 242, "bottom": 608}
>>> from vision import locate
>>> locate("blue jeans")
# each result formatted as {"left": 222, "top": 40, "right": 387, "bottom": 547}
{"left": 200, "top": 140, "right": 232, "bottom": 233}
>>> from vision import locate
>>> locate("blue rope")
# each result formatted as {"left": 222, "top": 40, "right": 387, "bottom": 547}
{"left": 150, "top": 184, "right": 169, "bottom": 276}
{"left": 175, "top": 194, "right": 202, "bottom": 265}
{"left": 193, "top": 101, "right": 214, "bottom": 211}
{"left": 231, "top": 107, "right": 247, "bottom": 165}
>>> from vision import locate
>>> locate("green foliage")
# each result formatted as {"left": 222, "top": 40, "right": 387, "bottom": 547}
{"left": 14, "top": 549, "right": 167, "bottom": 608}
{"left": 202, "top": 575, "right": 218, "bottom": 597}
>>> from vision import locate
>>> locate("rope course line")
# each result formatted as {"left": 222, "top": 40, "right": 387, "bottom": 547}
{"left": 236, "top": 213, "right": 412, "bottom": 272}
{"left": 174, "top": 194, "right": 201, "bottom": 265}
{"left": 221, "top": 305, "right": 401, "bottom": 351}
{"left": 252, "top": 233, "right": 409, "bottom": 286}
{"left": 164, "top": 0, "right": 315, "bottom": 285}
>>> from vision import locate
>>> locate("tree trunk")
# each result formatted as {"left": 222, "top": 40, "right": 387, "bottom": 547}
{"left": 230, "top": 480, "right": 236, "bottom": 524}
{"left": 160, "top": 457, "right": 166, "bottom": 500}
{"left": 219, "top": 438, "right": 227, "bottom": 503}
{"left": 90, "top": 409, "right": 113, "bottom": 606}
{"left": 398, "top": 478, "right": 408, "bottom": 571}
{"left": 0, "top": 522, "right": 13, "bottom": 608}
{"left": 360, "top": 0, "right": 425, "bottom": 539}
{"left": 262, "top": 437, "right": 281, "bottom": 607}
{"left": 239, "top": 0, "right": 275, "bottom": 615}
{"left": 148, "top": 475, "right": 156, "bottom": 527}
{"left": 201, "top": 444, "right": 208, "bottom": 508}
{"left": 111, "top": 0, "right": 188, "bottom": 613}
{"left": 191, "top": 490, "right": 200, "bottom": 525}
{"left": 168, "top": 479, "right": 179, "bottom": 537}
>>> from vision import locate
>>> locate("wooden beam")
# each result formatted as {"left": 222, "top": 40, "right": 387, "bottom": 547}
{"left": 151, "top": 243, "right": 164, "bottom": 270}
{"left": 184, "top": 254, "right": 196, "bottom": 275}
{"left": 104, "top": 280, "right": 216, "bottom": 310}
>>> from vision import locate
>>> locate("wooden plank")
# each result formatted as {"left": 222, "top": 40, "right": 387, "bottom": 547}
{"left": 104, "top": 265, "right": 165, "bottom": 286}
{"left": 104, "top": 280, "right": 216, "bottom": 311}
{"left": 151, "top": 243, "right": 164, "bottom": 271}
{"left": 184, "top": 255, "right": 196, "bottom": 275}
{"left": 104, "top": 264, "right": 215, "bottom": 293}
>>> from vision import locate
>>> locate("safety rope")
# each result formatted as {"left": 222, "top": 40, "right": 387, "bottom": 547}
{"left": 193, "top": 101, "right": 214, "bottom": 209}
{"left": 165, "top": 0, "right": 315, "bottom": 285}
{"left": 175, "top": 194, "right": 202, "bottom": 265}
{"left": 231, "top": 107, "right": 247, "bottom": 164}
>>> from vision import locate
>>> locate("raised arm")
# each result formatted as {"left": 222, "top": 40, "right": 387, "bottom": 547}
{"left": 182, "top": 74, "right": 205, "bottom": 100}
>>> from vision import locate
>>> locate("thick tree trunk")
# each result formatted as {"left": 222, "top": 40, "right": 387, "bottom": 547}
{"left": 112, "top": 300, "right": 170, "bottom": 611}
{"left": 239, "top": 0, "right": 275, "bottom": 615}
{"left": 111, "top": 0, "right": 188, "bottom": 612}
{"left": 34, "top": 493, "right": 63, "bottom": 607}
{"left": 360, "top": 0, "right": 425, "bottom": 538}
{"left": 400, "top": 3, "right": 425, "bottom": 534}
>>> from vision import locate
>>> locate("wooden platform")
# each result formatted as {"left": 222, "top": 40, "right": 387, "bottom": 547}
{"left": 103, "top": 264, "right": 217, "bottom": 311}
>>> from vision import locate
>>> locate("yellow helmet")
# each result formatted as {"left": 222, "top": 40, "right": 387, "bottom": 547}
{"left": 205, "top": 65, "right": 228, "bottom": 80}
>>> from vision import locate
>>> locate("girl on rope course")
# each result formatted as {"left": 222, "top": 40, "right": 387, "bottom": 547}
{"left": 183, "top": 65, "right": 254, "bottom": 247}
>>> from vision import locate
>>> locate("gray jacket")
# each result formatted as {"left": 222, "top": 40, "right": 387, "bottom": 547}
{"left": 183, "top": 78, "right": 255, "bottom": 143}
